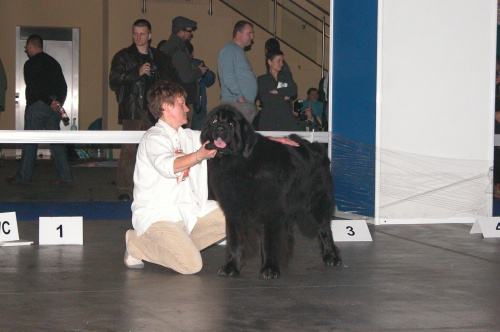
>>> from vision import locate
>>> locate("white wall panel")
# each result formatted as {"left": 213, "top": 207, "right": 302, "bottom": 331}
{"left": 375, "top": 0, "right": 497, "bottom": 223}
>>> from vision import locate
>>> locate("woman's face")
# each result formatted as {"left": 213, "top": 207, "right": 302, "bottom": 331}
{"left": 268, "top": 55, "right": 284, "bottom": 72}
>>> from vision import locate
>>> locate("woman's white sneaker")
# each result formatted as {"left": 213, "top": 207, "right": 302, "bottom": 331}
{"left": 124, "top": 250, "right": 144, "bottom": 269}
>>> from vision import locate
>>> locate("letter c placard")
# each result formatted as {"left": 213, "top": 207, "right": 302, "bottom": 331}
{"left": 0, "top": 212, "right": 20, "bottom": 243}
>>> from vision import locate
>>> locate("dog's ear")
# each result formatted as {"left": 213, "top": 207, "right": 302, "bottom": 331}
{"left": 200, "top": 108, "right": 214, "bottom": 144}
{"left": 241, "top": 116, "right": 257, "bottom": 158}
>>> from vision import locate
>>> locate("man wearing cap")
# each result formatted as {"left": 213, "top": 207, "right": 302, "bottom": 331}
{"left": 160, "top": 16, "right": 208, "bottom": 128}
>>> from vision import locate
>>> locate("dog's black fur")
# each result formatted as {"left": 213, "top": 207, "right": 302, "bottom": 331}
{"left": 201, "top": 105, "right": 342, "bottom": 279}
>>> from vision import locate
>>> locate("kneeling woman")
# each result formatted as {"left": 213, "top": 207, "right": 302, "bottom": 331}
{"left": 257, "top": 50, "right": 297, "bottom": 131}
{"left": 124, "top": 82, "right": 223, "bottom": 274}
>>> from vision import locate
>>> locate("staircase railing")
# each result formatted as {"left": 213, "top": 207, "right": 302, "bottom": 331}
{"left": 211, "top": 0, "right": 329, "bottom": 77}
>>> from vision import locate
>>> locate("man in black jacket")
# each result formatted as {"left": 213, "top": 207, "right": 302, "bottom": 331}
{"left": 109, "top": 19, "right": 170, "bottom": 201}
{"left": 5, "top": 34, "right": 73, "bottom": 185}
{"left": 160, "top": 16, "right": 207, "bottom": 128}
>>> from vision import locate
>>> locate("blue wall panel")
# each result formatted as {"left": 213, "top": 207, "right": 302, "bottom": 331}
{"left": 331, "top": 0, "right": 378, "bottom": 216}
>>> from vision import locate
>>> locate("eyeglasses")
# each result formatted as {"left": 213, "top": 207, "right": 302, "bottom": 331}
{"left": 183, "top": 29, "right": 193, "bottom": 33}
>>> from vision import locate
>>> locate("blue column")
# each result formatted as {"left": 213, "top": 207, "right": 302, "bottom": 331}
{"left": 331, "top": 0, "right": 378, "bottom": 216}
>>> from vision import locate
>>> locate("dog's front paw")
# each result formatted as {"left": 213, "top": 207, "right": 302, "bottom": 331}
{"left": 218, "top": 263, "right": 240, "bottom": 277}
{"left": 323, "top": 253, "right": 342, "bottom": 266}
{"left": 259, "top": 266, "right": 281, "bottom": 279}
{"left": 205, "top": 142, "right": 217, "bottom": 151}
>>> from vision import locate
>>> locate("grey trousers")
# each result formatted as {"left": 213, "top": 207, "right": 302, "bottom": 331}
{"left": 221, "top": 100, "right": 257, "bottom": 124}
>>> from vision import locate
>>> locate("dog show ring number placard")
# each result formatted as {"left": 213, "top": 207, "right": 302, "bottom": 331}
{"left": 0, "top": 212, "right": 20, "bottom": 243}
{"left": 39, "top": 217, "right": 83, "bottom": 245}
{"left": 330, "top": 220, "right": 373, "bottom": 242}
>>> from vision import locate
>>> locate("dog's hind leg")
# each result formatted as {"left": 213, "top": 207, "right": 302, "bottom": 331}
{"left": 318, "top": 222, "right": 342, "bottom": 266}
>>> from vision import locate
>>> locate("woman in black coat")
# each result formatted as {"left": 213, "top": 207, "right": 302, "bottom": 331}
{"left": 257, "top": 51, "right": 297, "bottom": 131}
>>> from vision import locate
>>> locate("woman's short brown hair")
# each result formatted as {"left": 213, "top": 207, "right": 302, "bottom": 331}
{"left": 147, "top": 81, "right": 187, "bottom": 119}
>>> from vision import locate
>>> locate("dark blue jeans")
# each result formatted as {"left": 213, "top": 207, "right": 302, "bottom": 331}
{"left": 15, "top": 101, "right": 73, "bottom": 183}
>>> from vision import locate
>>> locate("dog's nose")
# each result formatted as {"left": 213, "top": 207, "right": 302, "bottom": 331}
{"left": 215, "top": 126, "right": 225, "bottom": 136}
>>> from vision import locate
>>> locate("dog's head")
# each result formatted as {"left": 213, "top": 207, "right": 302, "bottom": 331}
{"left": 200, "top": 104, "right": 257, "bottom": 158}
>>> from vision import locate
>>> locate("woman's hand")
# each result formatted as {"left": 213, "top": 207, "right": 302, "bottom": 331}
{"left": 173, "top": 142, "right": 217, "bottom": 173}
{"left": 196, "top": 141, "right": 217, "bottom": 161}
{"left": 267, "top": 137, "right": 300, "bottom": 147}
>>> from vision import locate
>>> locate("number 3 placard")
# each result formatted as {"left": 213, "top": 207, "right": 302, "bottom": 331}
{"left": 330, "top": 220, "right": 373, "bottom": 242}
{"left": 39, "top": 217, "right": 83, "bottom": 245}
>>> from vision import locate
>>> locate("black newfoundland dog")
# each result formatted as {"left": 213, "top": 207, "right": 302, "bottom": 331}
{"left": 201, "top": 105, "right": 342, "bottom": 279}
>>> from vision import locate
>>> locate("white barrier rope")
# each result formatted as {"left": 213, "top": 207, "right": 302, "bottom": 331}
{"left": 0, "top": 130, "right": 330, "bottom": 144}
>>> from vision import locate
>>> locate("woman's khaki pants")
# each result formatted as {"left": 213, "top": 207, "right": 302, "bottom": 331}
{"left": 126, "top": 208, "right": 226, "bottom": 274}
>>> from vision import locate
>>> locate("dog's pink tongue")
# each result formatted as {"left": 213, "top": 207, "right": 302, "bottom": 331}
{"left": 214, "top": 138, "right": 226, "bottom": 148}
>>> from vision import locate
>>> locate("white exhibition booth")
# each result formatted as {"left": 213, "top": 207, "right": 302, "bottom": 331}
{"left": 331, "top": 0, "right": 497, "bottom": 225}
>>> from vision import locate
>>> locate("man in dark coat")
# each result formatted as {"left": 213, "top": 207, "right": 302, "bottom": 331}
{"left": 159, "top": 16, "right": 208, "bottom": 128}
{"left": 109, "top": 19, "right": 170, "bottom": 201}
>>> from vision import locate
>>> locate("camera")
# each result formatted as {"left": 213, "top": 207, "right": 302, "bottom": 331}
{"left": 148, "top": 63, "right": 158, "bottom": 77}
{"left": 294, "top": 99, "right": 308, "bottom": 122}
{"left": 144, "top": 58, "right": 157, "bottom": 77}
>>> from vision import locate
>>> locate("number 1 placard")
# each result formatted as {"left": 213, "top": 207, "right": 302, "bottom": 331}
{"left": 39, "top": 217, "right": 83, "bottom": 245}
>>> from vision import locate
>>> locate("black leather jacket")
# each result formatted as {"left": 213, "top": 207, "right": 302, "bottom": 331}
{"left": 109, "top": 44, "right": 169, "bottom": 123}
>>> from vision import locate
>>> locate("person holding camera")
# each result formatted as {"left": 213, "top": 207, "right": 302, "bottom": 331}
{"left": 257, "top": 50, "right": 297, "bottom": 131}
{"left": 109, "top": 19, "right": 170, "bottom": 201}
{"left": 296, "top": 87, "right": 324, "bottom": 131}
